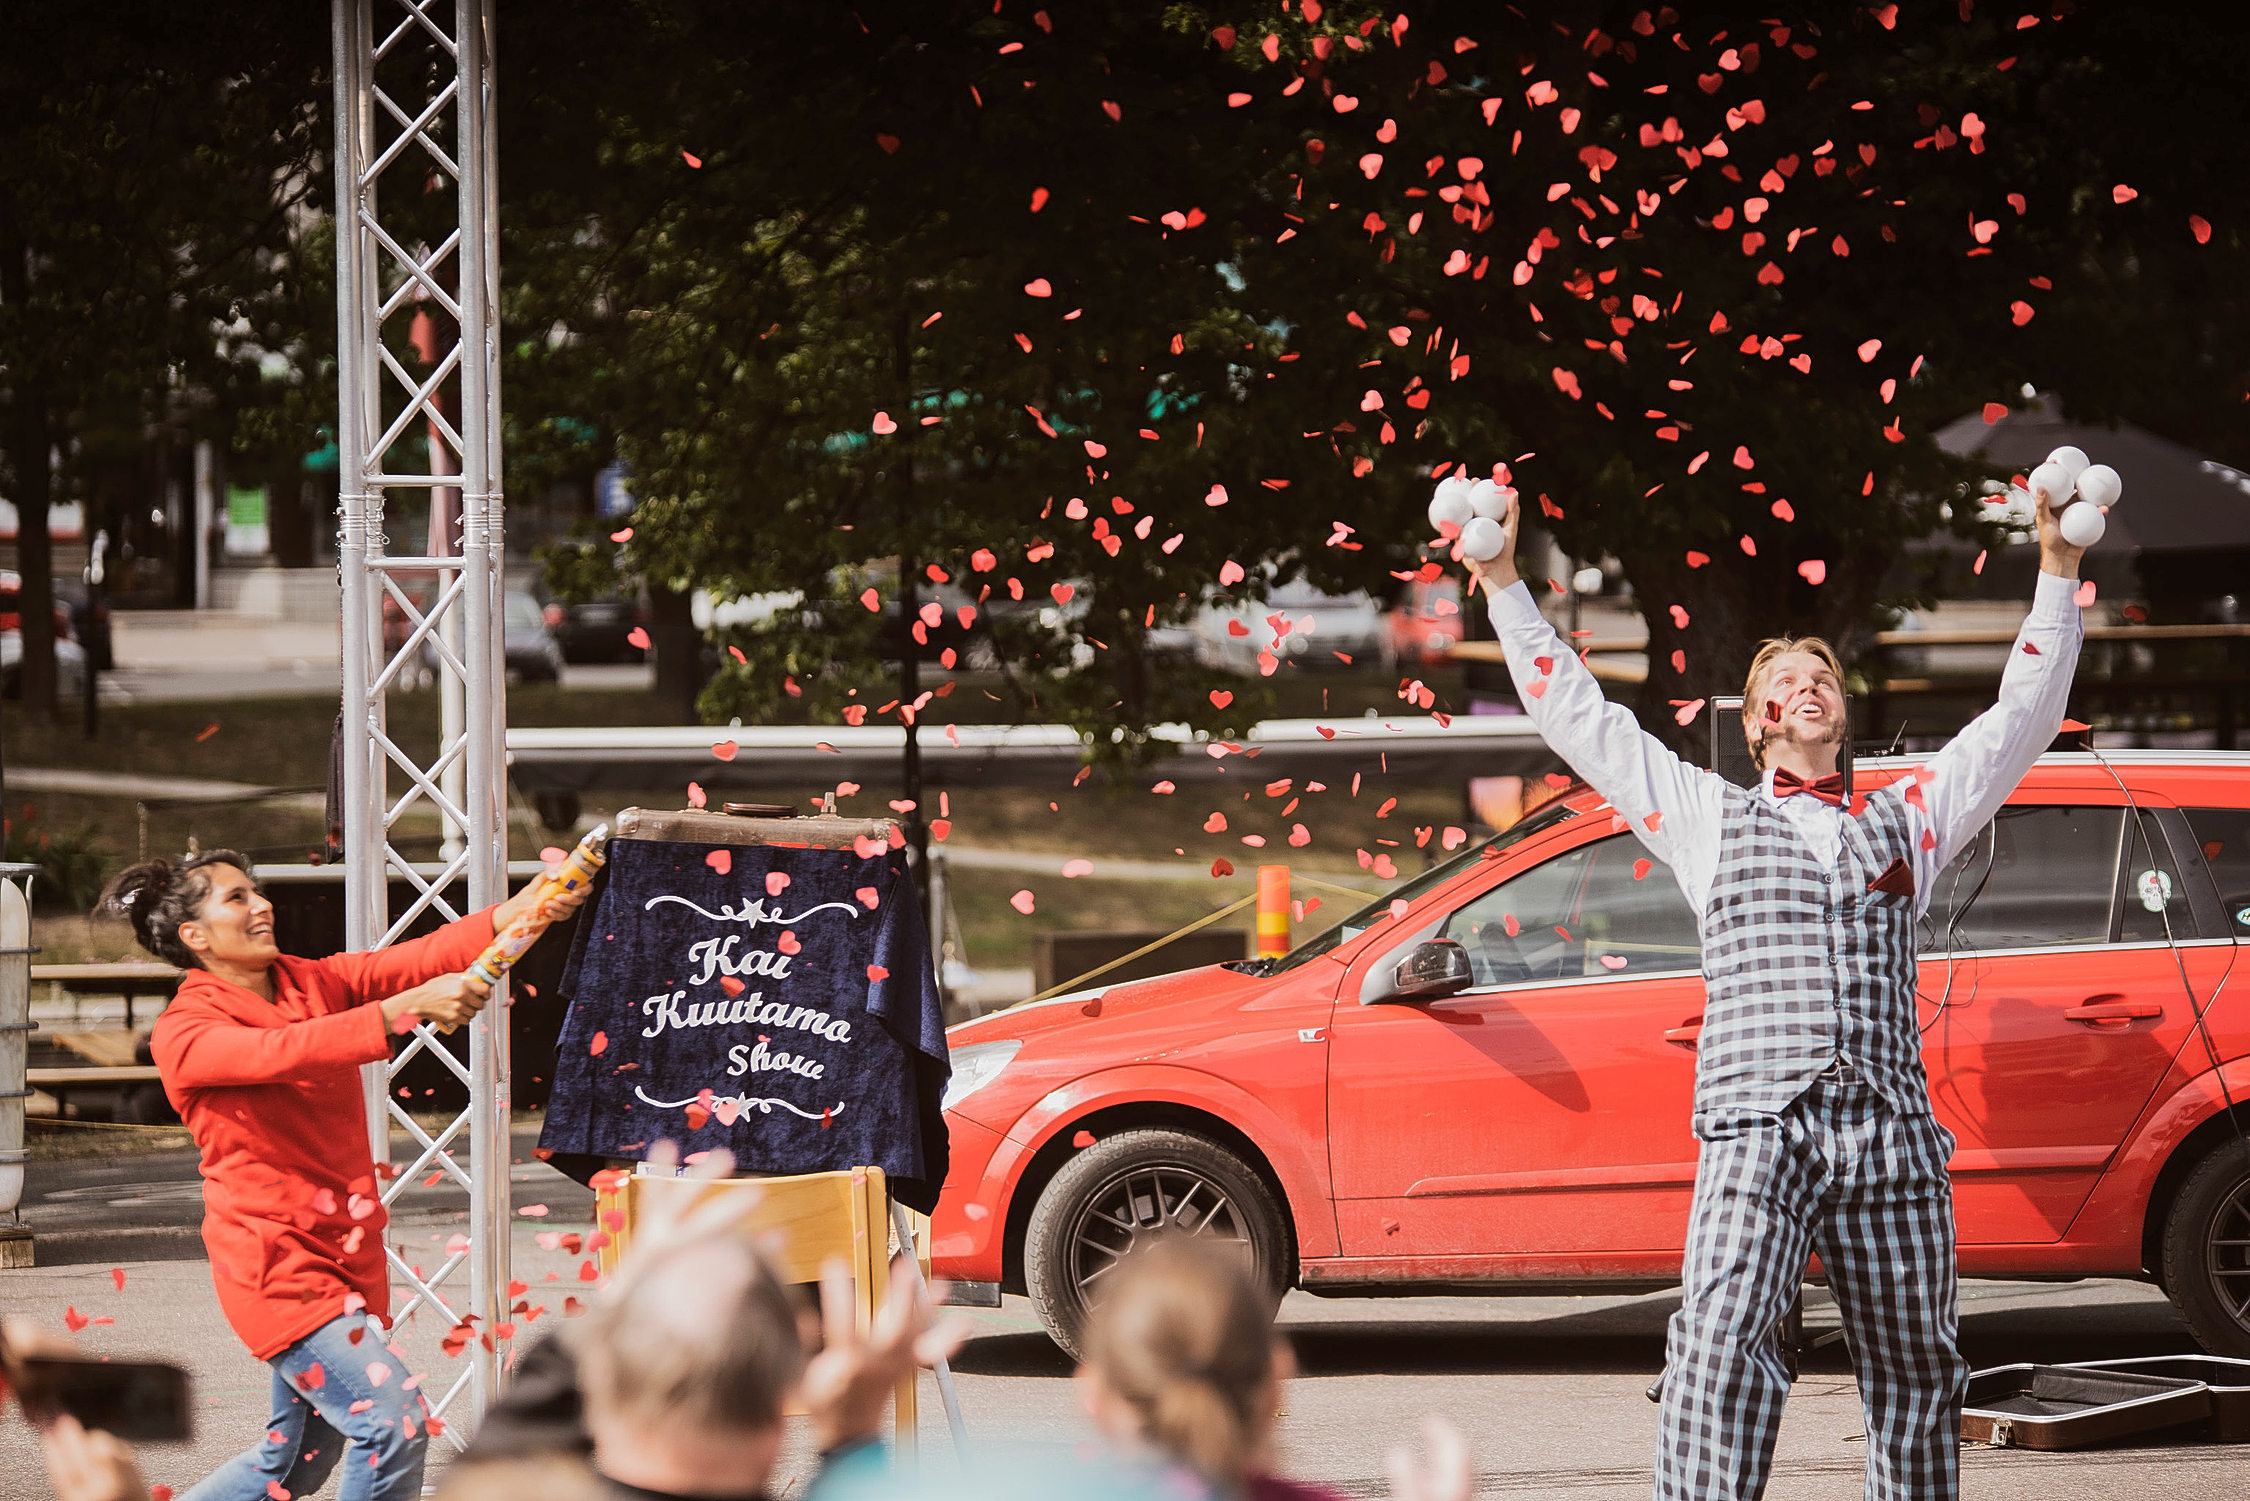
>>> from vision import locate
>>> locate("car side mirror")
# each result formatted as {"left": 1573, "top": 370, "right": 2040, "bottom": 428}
{"left": 1383, "top": 939, "right": 1473, "bottom": 1002}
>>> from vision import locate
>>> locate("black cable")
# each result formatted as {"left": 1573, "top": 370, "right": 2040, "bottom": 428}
{"left": 1920, "top": 818, "right": 1997, "bottom": 1036}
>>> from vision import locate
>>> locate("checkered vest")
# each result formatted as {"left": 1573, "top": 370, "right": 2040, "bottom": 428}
{"left": 1695, "top": 783, "right": 1927, "bottom": 1116}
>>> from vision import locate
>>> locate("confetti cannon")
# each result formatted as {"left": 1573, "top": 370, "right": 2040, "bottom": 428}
{"left": 462, "top": 824, "right": 610, "bottom": 999}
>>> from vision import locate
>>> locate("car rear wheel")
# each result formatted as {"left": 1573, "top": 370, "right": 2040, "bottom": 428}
{"left": 1023, "top": 1127, "right": 1289, "bottom": 1360}
{"left": 2161, "top": 1140, "right": 2250, "bottom": 1357}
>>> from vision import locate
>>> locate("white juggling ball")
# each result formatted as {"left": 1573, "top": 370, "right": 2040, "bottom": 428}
{"left": 2029, "top": 460, "right": 2075, "bottom": 506}
{"left": 1458, "top": 515, "right": 1506, "bottom": 561}
{"left": 1428, "top": 477, "right": 1474, "bottom": 532}
{"left": 2046, "top": 445, "right": 2090, "bottom": 483}
{"left": 1466, "top": 479, "right": 1516, "bottom": 520}
{"left": 2059, "top": 501, "right": 2106, "bottom": 548}
{"left": 2075, "top": 463, "right": 2122, "bottom": 510}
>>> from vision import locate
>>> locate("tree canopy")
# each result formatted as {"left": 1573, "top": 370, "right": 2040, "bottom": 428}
{"left": 0, "top": 2, "right": 329, "bottom": 716}
{"left": 505, "top": 0, "right": 2246, "bottom": 761}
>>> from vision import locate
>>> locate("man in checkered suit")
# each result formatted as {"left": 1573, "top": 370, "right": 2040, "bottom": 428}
{"left": 1464, "top": 479, "right": 2088, "bottom": 1500}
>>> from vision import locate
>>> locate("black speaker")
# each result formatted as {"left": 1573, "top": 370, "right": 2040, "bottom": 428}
{"left": 1709, "top": 695, "right": 1758, "bottom": 787}
{"left": 1708, "top": 693, "right": 1857, "bottom": 796}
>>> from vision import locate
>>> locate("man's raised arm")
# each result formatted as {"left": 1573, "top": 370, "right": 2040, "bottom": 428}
{"left": 1915, "top": 480, "right": 2090, "bottom": 877}
{"left": 1464, "top": 508, "right": 1720, "bottom": 876}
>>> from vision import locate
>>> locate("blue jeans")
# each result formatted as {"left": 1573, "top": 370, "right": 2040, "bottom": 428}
{"left": 184, "top": 1311, "right": 429, "bottom": 1501}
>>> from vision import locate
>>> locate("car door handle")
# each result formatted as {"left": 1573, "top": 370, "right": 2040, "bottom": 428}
{"left": 1664, "top": 1018, "right": 1704, "bottom": 1047}
{"left": 2064, "top": 997, "right": 2162, "bottom": 1025}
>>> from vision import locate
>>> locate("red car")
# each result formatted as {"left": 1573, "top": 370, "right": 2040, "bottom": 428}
{"left": 1385, "top": 577, "right": 1466, "bottom": 669}
{"left": 932, "top": 753, "right": 2250, "bottom": 1357}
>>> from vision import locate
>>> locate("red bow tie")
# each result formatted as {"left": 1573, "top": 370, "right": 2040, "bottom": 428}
{"left": 1772, "top": 768, "right": 1846, "bottom": 807}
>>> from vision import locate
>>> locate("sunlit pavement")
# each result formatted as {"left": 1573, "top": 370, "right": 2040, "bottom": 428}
{"left": 5, "top": 1140, "right": 2245, "bottom": 1498}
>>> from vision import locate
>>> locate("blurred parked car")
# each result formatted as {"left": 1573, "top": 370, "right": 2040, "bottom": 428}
{"left": 544, "top": 588, "right": 649, "bottom": 663}
{"left": 1194, "top": 574, "right": 1389, "bottom": 675}
{"left": 504, "top": 590, "right": 564, "bottom": 683}
{"left": 0, "top": 570, "right": 87, "bottom": 699}
{"left": 1386, "top": 576, "right": 1465, "bottom": 670}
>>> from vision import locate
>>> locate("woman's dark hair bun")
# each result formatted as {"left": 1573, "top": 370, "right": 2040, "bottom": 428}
{"left": 98, "top": 851, "right": 253, "bottom": 970}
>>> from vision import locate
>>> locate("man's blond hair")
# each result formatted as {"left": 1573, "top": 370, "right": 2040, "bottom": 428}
{"left": 1740, "top": 635, "right": 1845, "bottom": 768}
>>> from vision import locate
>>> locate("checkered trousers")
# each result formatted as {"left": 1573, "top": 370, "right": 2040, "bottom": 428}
{"left": 1694, "top": 786, "right": 1926, "bottom": 1117}
{"left": 1657, "top": 1072, "right": 1968, "bottom": 1501}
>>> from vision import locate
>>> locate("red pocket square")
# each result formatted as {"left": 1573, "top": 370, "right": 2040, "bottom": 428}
{"left": 1867, "top": 857, "right": 1915, "bottom": 898}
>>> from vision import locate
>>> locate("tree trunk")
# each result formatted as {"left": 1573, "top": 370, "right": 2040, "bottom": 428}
{"left": 1620, "top": 539, "right": 1892, "bottom": 762}
{"left": 1, "top": 235, "right": 57, "bottom": 720}
{"left": 647, "top": 582, "right": 703, "bottom": 724}
{"left": 8, "top": 399, "right": 57, "bottom": 721}
{"left": 269, "top": 473, "right": 314, "bottom": 568}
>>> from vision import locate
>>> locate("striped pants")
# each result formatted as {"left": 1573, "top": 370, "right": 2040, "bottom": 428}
{"left": 1656, "top": 1069, "right": 1968, "bottom": 1501}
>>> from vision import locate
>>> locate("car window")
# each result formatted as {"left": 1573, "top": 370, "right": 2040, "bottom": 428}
{"left": 1923, "top": 805, "right": 2120, "bottom": 952}
{"left": 1441, "top": 833, "right": 1701, "bottom": 985}
{"left": 1267, "top": 800, "right": 1581, "bottom": 974}
{"left": 2184, "top": 807, "right": 2250, "bottom": 938}
{"left": 2117, "top": 811, "right": 2208, "bottom": 943}
{"left": 503, "top": 594, "right": 544, "bottom": 631}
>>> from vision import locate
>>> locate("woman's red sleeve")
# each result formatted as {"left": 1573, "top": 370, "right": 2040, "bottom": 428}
{"left": 312, "top": 905, "right": 501, "bottom": 1007}
{"left": 153, "top": 997, "right": 389, "bottom": 1088}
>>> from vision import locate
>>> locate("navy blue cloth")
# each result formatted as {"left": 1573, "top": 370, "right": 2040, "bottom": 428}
{"left": 538, "top": 837, "right": 950, "bottom": 1210}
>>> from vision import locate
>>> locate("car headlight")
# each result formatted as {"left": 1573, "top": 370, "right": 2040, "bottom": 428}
{"left": 942, "top": 1040, "right": 1023, "bottom": 1112}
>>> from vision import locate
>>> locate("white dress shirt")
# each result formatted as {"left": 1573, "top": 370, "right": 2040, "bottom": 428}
{"left": 1485, "top": 571, "right": 2086, "bottom": 923}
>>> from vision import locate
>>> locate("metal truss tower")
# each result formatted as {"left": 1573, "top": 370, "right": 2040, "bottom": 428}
{"left": 330, "top": 0, "right": 510, "bottom": 1434}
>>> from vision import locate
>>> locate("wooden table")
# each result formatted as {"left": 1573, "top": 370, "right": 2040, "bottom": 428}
{"left": 30, "top": 961, "right": 182, "bottom": 1029}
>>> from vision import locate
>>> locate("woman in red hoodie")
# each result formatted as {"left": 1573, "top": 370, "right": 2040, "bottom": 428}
{"left": 105, "top": 850, "right": 558, "bottom": 1501}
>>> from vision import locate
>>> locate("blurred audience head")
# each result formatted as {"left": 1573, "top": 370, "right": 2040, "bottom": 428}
{"left": 573, "top": 1230, "right": 806, "bottom": 1498}
{"left": 1078, "top": 1235, "right": 1285, "bottom": 1493}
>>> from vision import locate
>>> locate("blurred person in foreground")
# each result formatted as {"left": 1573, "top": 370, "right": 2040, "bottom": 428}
{"left": 100, "top": 851, "right": 573, "bottom": 1501}
{"left": 1077, "top": 1236, "right": 1471, "bottom": 1501}
{"left": 449, "top": 1140, "right": 977, "bottom": 1499}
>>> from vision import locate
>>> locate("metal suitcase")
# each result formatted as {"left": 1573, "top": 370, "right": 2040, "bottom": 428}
{"left": 1960, "top": 1363, "right": 2211, "bottom": 1450}
{"left": 2057, "top": 1355, "right": 2250, "bottom": 1444}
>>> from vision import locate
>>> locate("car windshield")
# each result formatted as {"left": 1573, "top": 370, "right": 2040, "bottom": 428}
{"left": 503, "top": 593, "right": 545, "bottom": 631}
{"left": 1265, "top": 798, "right": 1582, "bottom": 973}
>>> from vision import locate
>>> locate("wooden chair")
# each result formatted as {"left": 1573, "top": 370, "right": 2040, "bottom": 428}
{"left": 594, "top": 1165, "right": 923, "bottom": 1463}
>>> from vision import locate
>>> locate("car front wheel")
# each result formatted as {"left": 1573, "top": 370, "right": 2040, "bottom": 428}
{"left": 2161, "top": 1140, "right": 2250, "bottom": 1357}
{"left": 1023, "top": 1127, "right": 1290, "bottom": 1360}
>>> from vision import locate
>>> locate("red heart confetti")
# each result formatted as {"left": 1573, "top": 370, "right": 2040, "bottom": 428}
{"left": 706, "top": 849, "right": 732, "bottom": 874}
{"left": 1010, "top": 889, "right": 1036, "bottom": 914}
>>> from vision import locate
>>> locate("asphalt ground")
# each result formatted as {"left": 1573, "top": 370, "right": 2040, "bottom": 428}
{"left": 3, "top": 1137, "right": 2246, "bottom": 1498}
